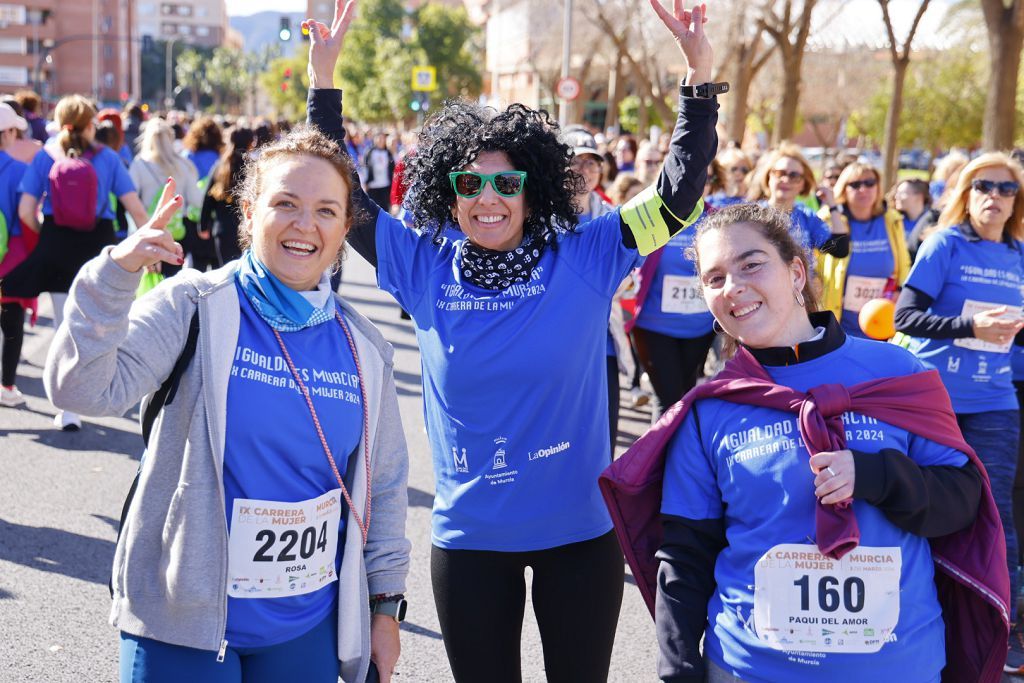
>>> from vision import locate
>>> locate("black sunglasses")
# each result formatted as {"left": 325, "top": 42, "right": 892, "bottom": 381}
{"left": 971, "top": 179, "right": 1020, "bottom": 198}
{"left": 847, "top": 178, "right": 878, "bottom": 191}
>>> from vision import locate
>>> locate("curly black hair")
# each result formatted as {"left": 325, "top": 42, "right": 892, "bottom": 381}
{"left": 403, "top": 100, "right": 586, "bottom": 245}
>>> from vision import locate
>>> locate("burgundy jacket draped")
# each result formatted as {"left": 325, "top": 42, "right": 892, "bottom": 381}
{"left": 599, "top": 346, "right": 1009, "bottom": 683}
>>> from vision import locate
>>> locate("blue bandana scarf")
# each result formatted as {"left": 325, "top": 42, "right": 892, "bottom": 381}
{"left": 235, "top": 250, "right": 334, "bottom": 331}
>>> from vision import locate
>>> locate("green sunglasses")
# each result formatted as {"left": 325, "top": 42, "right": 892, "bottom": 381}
{"left": 448, "top": 171, "right": 528, "bottom": 198}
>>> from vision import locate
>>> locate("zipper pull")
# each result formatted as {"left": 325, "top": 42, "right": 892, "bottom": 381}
{"left": 216, "top": 639, "right": 228, "bottom": 663}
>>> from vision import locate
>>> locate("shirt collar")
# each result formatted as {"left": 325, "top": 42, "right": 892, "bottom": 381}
{"left": 744, "top": 311, "right": 845, "bottom": 366}
{"left": 955, "top": 221, "right": 1021, "bottom": 250}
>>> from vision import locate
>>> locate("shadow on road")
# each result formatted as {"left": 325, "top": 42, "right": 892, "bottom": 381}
{"left": 3, "top": 425, "right": 143, "bottom": 459}
{"left": 401, "top": 621, "right": 443, "bottom": 640}
{"left": 0, "top": 518, "right": 114, "bottom": 585}
{"left": 408, "top": 487, "right": 434, "bottom": 509}
{"left": 0, "top": 588, "right": 16, "bottom": 599}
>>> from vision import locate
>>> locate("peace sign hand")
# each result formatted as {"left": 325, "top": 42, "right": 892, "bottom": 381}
{"left": 648, "top": 1, "right": 713, "bottom": 85}
{"left": 110, "top": 178, "right": 185, "bottom": 274}
{"left": 303, "top": 0, "right": 358, "bottom": 89}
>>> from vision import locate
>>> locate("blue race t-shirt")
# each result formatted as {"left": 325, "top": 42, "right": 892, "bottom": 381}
{"left": 840, "top": 216, "right": 895, "bottom": 338}
{"left": 903, "top": 213, "right": 921, "bottom": 238}
{"left": 634, "top": 217, "right": 714, "bottom": 338}
{"left": 904, "top": 226, "right": 1024, "bottom": 413}
{"left": 223, "top": 285, "right": 362, "bottom": 647}
{"left": 1013, "top": 345, "right": 1024, "bottom": 383}
{"left": 188, "top": 149, "right": 220, "bottom": 180}
{"left": 706, "top": 193, "right": 745, "bottom": 210}
{"left": 760, "top": 202, "right": 830, "bottom": 255}
{"left": 19, "top": 144, "right": 135, "bottom": 220}
{"left": 0, "top": 150, "right": 28, "bottom": 237}
{"left": 376, "top": 208, "right": 640, "bottom": 551}
{"left": 662, "top": 336, "right": 963, "bottom": 683}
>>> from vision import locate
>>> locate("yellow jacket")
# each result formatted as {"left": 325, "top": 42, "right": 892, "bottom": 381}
{"left": 815, "top": 208, "right": 910, "bottom": 320}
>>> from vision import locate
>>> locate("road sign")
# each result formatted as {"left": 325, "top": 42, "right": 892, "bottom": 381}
{"left": 411, "top": 66, "right": 437, "bottom": 92}
{"left": 556, "top": 76, "right": 581, "bottom": 101}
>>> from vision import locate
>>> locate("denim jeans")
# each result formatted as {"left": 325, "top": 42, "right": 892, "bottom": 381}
{"left": 958, "top": 409, "right": 1020, "bottom": 622}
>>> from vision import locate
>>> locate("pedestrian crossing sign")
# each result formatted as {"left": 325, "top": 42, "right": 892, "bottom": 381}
{"left": 412, "top": 66, "right": 437, "bottom": 92}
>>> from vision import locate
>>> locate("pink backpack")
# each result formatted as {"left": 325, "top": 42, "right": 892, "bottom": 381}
{"left": 49, "top": 148, "right": 98, "bottom": 231}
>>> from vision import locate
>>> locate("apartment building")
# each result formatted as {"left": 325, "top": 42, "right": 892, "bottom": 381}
{"left": 136, "top": 0, "right": 227, "bottom": 50}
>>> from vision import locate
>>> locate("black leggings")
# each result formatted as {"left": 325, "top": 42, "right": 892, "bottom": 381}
{"left": 632, "top": 328, "right": 715, "bottom": 410}
{"left": 0, "top": 303, "right": 24, "bottom": 387}
{"left": 607, "top": 355, "right": 619, "bottom": 454}
{"left": 431, "top": 531, "right": 624, "bottom": 683}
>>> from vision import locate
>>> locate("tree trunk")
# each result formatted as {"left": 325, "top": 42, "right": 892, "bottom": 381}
{"left": 773, "top": 51, "right": 803, "bottom": 144}
{"left": 638, "top": 94, "right": 650, "bottom": 136}
{"left": 881, "top": 58, "right": 908, "bottom": 191}
{"left": 605, "top": 51, "right": 624, "bottom": 134}
{"left": 727, "top": 56, "right": 754, "bottom": 145}
{"left": 981, "top": 2, "right": 1024, "bottom": 150}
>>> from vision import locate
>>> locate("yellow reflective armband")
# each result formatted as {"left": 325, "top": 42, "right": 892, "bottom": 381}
{"left": 620, "top": 186, "right": 704, "bottom": 256}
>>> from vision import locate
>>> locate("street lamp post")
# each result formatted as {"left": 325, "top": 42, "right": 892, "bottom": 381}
{"left": 164, "top": 37, "right": 178, "bottom": 110}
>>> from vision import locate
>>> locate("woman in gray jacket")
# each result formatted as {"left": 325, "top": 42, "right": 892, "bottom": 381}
{"left": 44, "top": 126, "right": 411, "bottom": 683}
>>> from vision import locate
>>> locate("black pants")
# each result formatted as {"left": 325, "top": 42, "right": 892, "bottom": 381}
{"left": 0, "top": 303, "right": 24, "bottom": 387}
{"left": 431, "top": 531, "right": 624, "bottom": 683}
{"left": 631, "top": 328, "right": 715, "bottom": 410}
{"left": 607, "top": 355, "right": 619, "bottom": 455}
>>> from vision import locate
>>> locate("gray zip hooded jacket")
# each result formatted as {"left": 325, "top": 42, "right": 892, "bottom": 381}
{"left": 44, "top": 250, "right": 411, "bottom": 682}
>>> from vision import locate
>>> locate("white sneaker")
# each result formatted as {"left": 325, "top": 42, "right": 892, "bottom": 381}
{"left": 629, "top": 386, "right": 651, "bottom": 409}
{"left": 53, "top": 410, "right": 82, "bottom": 431}
{"left": 0, "top": 385, "right": 25, "bottom": 407}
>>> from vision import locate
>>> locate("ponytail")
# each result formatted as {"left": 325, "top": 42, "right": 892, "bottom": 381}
{"left": 54, "top": 95, "right": 97, "bottom": 159}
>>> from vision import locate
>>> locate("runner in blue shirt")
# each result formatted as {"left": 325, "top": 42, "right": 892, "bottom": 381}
{"left": 707, "top": 147, "right": 751, "bottom": 209}
{"left": 818, "top": 163, "right": 910, "bottom": 338}
{"left": 0, "top": 95, "right": 149, "bottom": 431}
{"left": 0, "top": 102, "right": 30, "bottom": 409}
{"left": 751, "top": 143, "right": 848, "bottom": 260}
{"left": 894, "top": 152, "right": 1024, "bottom": 674}
{"left": 659, "top": 202, "right": 982, "bottom": 683}
{"left": 304, "top": 1, "right": 716, "bottom": 679}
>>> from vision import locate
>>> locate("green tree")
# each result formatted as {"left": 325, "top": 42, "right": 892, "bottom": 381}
{"left": 412, "top": 4, "right": 482, "bottom": 98}
{"left": 850, "top": 47, "right": 987, "bottom": 151}
{"left": 175, "top": 49, "right": 208, "bottom": 112}
{"left": 260, "top": 53, "right": 309, "bottom": 120}
{"left": 206, "top": 46, "right": 249, "bottom": 113}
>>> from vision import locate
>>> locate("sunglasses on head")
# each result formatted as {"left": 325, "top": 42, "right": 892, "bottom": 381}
{"left": 847, "top": 178, "right": 878, "bottom": 191}
{"left": 770, "top": 169, "right": 803, "bottom": 182}
{"left": 449, "top": 171, "right": 528, "bottom": 198}
{"left": 971, "top": 179, "right": 1020, "bottom": 198}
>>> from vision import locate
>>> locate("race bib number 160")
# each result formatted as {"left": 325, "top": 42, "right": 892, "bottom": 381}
{"left": 753, "top": 543, "right": 901, "bottom": 654}
{"left": 227, "top": 489, "right": 342, "bottom": 599}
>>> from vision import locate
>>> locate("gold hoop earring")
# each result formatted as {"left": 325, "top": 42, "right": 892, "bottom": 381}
{"left": 794, "top": 288, "right": 806, "bottom": 308}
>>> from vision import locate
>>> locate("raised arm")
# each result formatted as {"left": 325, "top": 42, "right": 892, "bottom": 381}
{"left": 620, "top": 2, "right": 718, "bottom": 255}
{"left": 303, "top": 0, "right": 381, "bottom": 267}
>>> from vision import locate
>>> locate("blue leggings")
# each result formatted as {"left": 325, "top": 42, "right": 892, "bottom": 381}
{"left": 119, "top": 612, "right": 338, "bottom": 683}
{"left": 957, "top": 409, "right": 1020, "bottom": 622}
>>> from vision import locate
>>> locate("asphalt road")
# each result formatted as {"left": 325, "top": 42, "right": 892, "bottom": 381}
{"left": 0, "top": 252, "right": 660, "bottom": 683}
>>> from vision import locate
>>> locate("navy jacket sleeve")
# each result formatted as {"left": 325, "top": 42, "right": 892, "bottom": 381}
{"left": 619, "top": 93, "right": 718, "bottom": 249}
{"left": 307, "top": 88, "right": 380, "bottom": 267}
{"left": 656, "top": 515, "right": 726, "bottom": 682}
{"left": 893, "top": 285, "right": 975, "bottom": 339}
{"left": 821, "top": 234, "right": 850, "bottom": 258}
{"left": 852, "top": 448, "right": 982, "bottom": 538}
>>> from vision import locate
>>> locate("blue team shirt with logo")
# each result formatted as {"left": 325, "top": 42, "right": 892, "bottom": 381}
{"left": 0, "top": 150, "right": 27, "bottom": 237}
{"left": 376, "top": 208, "right": 639, "bottom": 550}
{"left": 634, "top": 218, "right": 714, "bottom": 338}
{"left": 19, "top": 145, "right": 135, "bottom": 220}
{"left": 223, "top": 285, "right": 362, "bottom": 647}
{"left": 903, "top": 226, "right": 1024, "bottom": 413}
{"left": 662, "top": 336, "right": 964, "bottom": 683}
{"left": 840, "top": 216, "right": 895, "bottom": 338}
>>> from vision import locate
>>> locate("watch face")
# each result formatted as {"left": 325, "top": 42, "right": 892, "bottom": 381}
{"left": 396, "top": 599, "right": 408, "bottom": 622}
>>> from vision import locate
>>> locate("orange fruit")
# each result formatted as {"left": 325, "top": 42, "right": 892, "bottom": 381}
{"left": 859, "top": 298, "right": 896, "bottom": 340}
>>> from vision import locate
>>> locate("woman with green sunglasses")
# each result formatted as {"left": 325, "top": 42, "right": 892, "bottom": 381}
{"left": 304, "top": 1, "right": 720, "bottom": 680}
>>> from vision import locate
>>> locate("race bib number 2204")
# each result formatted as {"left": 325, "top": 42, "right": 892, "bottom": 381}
{"left": 227, "top": 489, "right": 342, "bottom": 599}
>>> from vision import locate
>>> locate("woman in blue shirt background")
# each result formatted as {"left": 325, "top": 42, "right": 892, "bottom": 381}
{"left": 0, "top": 94, "right": 149, "bottom": 431}
{"left": 894, "top": 152, "right": 1024, "bottom": 673}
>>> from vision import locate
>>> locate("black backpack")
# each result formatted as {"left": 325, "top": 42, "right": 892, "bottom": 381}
{"left": 109, "top": 310, "right": 199, "bottom": 598}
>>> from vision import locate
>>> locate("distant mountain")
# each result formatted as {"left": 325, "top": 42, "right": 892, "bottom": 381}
{"left": 229, "top": 11, "right": 306, "bottom": 57}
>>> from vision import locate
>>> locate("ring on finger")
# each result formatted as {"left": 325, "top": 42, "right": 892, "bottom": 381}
{"left": 825, "top": 466, "right": 837, "bottom": 478}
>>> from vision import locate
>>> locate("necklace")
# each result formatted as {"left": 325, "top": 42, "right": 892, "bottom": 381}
{"left": 271, "top": 311, "right": 372, "bottom": 544}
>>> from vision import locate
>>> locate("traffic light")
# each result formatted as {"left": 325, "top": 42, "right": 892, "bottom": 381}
{"left": 279, "top": 16, "right": 292, "bottom": 41}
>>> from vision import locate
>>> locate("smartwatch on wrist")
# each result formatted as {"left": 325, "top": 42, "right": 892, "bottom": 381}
{"left": 680, "top": 80, "right": 730, "bottom": 99}
{"left": 370, "top": 594, "right": 408, "bottom": 623}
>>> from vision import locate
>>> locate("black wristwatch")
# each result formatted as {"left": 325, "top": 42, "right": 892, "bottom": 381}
{"left": 680, "top": 80, "right": 729, "bottom": 98}
{"left": 371, "top": 595, "right": 408, "bottom": 623}
{"left": 828, "top": 205, "right": 840, "bottom": 213}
